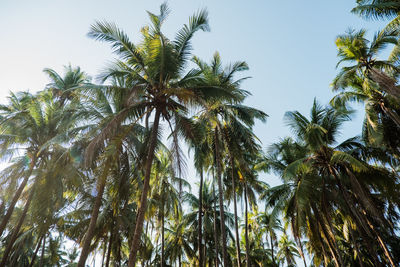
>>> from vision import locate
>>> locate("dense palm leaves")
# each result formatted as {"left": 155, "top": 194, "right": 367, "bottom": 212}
{"left": 2, "top": 2, "right": 400, "bottom": 267}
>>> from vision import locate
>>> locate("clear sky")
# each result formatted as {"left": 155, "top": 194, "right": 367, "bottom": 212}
{"left": 0, "top": 0, "right": 388, "bottom": 264}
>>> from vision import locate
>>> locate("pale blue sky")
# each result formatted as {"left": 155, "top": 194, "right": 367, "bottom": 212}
{"left": 0, "top": 0, "right": 389, "bottom": 265}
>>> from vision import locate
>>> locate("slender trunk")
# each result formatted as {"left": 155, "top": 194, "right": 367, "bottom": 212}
{"left": 29, "top": 234, "right": 44, "bottom": 267}
{"left": 269, "top": 234, "right": 275, "bottom": 266}
{"left": 161, "top": 199, "right": 165, "bottom": 267}
{"left": 294, "top": 234, "right": 307, "bottom": 267}
{"left": 214, "top": 129, "right": 228, "bottom": 266}
{"left": 244, "top": 184, "right": 250, "bottom": 267}
{"left": 0, "top": 159, "right": 35, "bottom": 237}
{"left": 40, "top": 234, "right": 46, "bottom": 267}
{"left": 105, "top": 230, "right": 113, "bottom": 267}
{"left": 198, "top": 170, "right": 204, "bottom": 267}
{"left": 128, "top": 109, "right": 161, "bottom": 267}
{"left": 78, "top": 159, "right": 111, "bottom": 267}
{"left": 230, "top": 157, "right": 241, "bottom": 267}
{"left": 0, "top": 185, "right": 35, "bottom": 267}
{"left": 212, "top": 179, "right": 220, "bottom": 267}
{"left": 101, "top": 235, "right": 108, "bottom": 267}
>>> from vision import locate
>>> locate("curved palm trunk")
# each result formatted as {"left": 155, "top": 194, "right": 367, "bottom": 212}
{"left": 294, "top": 233, "right": 307, "bottom": 267}
{"left": 0, "top": 159, "right": 35, "bottom": 237}
{"left": 29, "top": 235, "right": 44, "bottom": 267}
{"left": 230, "top": 157, "right": 241, "bottom": 267}
{"left": 212, "top": 179, "right": 220, "bottom": 267}
{"left": 214, "top": 129, "right": 228, "bottom": 267}
{"left": 128, "top": 109, "right": 161, "bottom": 267}
{"left": 0, "top": 185, "right": 35, "bottom": 267}
{"left": 78, "top": 159, "right": 111, "bottom": 267}
{"left": 244, "top": 184, "right": 250, "bottom": 267}
{"left": 198, "top": 170, "right": 204, "bottom": 267}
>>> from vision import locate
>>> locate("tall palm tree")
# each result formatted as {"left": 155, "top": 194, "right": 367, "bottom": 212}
{"left": 0, "top": 89, "right": 82, "bottom": 265}
{"left": 280, "top": 100, "right": 397, "bottom": 266}
{"left": 194, "top": 52, "right": 267, "bottom": 266}
{"left": 81, "top": 4, "right": 237, "bottom": 266}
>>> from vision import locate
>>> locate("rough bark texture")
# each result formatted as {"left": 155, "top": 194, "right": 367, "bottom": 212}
{"left": 128, "top": 109, "right": 161, "bottom": 267}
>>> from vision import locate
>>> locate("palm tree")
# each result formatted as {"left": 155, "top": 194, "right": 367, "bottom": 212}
{"left": 257, "top": 211, "right": 282, "bottom": 267}
{"left": 81, "top": 4, "right": 236, "bottom": 266}
{"left": 43, "top": 65, "right": 90, "bottom": 106}
{"left": 193, "top": 52, "right": 267, "bottom": 266}
{"left": 276, "top": 233, "right": 299, "bottom": 267}
{"left": 0, "top": 89, "right": 83, "bottom": 265}
{"left": 334, "top": 28, "right": 400, "bottom": 100}
{"left": 281, "top": 100, "right": 397, "bottom": 266}
{"left": 352, "top": 0, "right": 400, "bottom": 32}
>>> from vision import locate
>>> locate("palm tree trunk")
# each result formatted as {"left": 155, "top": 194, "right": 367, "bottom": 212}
{"left": 161, "top": 199, "right": 165, "bottom": 267}
{"left": 78, "top": 159, "right": 111, "bottom": 267}
{"left": 212, "top": 179, "right": 220, "bottom": 267}
{"left": 198, "top": 170, "right": 204, "bottom": 267}
{"left": 128, "top": 109, "right": 161, "bottom": 267}
{"left": 40, "top": 234, "right": 46, "bottom": 267}
{"left": 294, "top": 233, "right": 307, "bottom": 267}
{"left": 244, "top": 183, "right": 250, "bottom": 267}
{"left": 105, "top": 230, "right": 113, "bottom": 267}
{"left": 0, "top": 185, "right": 35, "bottom": 267}
{"left": 102, "top": 236, "right": 107, "bottom": 267}
{"left": 230, "top": 157, "right": 241, "bottom": 267}
{"left": 214, "top": 129, "right": 228, "bottom": 267}
{"left": 269, "top": 234, "right": 275, "bottom": 266}
{"left": 0, "top": 159, "right": 35, "bottom": 237}
{"left": 29, "top": 234, "right": 44, "bottom": 267}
